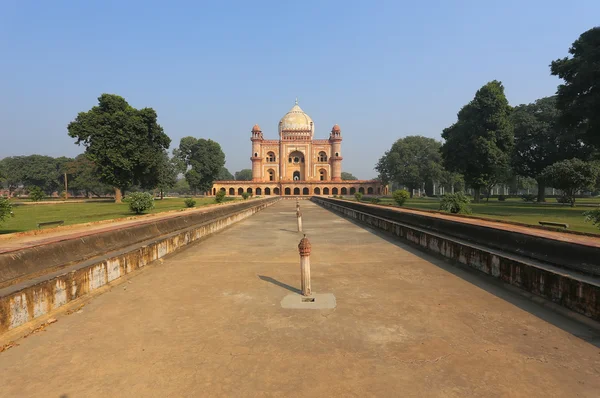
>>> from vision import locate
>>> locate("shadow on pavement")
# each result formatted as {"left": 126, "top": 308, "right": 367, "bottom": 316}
{"left": 258, "top": 275, "right": 301, "bottom": 294}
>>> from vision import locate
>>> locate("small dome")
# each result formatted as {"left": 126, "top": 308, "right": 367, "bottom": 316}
{"left": 331, "top": 124, "right": 341, "bottom": 132}
{"left": 278, "top": 100, "right": 314, "bottom": 137}
{"left": 251, "top": 124, "right": 261, "bottom": 132}
{"left": 298, "top": 234, "right": 311, "bottom": 255}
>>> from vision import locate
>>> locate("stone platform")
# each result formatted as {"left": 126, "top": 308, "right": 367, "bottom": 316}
{"left": 0, "top": 200, "right": 599, "bottom": 397}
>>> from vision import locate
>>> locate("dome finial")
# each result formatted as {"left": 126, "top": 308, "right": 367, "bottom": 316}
{"left": 295, "top": 97, "right": 298, "bottom": 105}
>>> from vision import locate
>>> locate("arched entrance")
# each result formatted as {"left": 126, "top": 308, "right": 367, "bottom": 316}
{"left": 213, "top": 188, "right": 216, "bottom": 195}
{"left": 332, "top": 187, "right": 338, "bottom": 195}
{"left": 288, "top": 151, "right": 305, "bottom": 181}
{"left": 359, "top": 187, "right": 365, "bottom": 194}
{"left": 323, "top": 187, "right": 330, "bottom": 195}
{"left": 293, "top": 171, "right": 300, "bottom": 181}
{"left": 350, "top": 187, "right": 356, "bottom": 194}
{"left": 314, "top": 187, "right": 321, "bottom": 195}
{"left": 229, "top": 188, "right": 235, "bottom": 195}
{"left": 341, "top": 187, "right": 347, "bottom": 195}
{"left": 274, "top": 187, "right": 280, "bottom": 195}
{"left": 367, "top": 187, "right": 373, "bottom": 194}
{"left": 247, "top": 187, "right": 253, "bottom": 194}
{"left": 265, "top": 187, "right": 271, "bottom": 195}
{"left": 256, "top": 187, "right": 262, "bottom": 195}
{"left": 302, "top": 187, "right": 309, "bottom": 195}
{"left": 285, "top": 187, "right": 291, "bottom": 195}
{"left": 293, "top": 187, "right": 300, "bottom": 195}
{"left": 238, "top": 188, "right": 244, "bottom": 195}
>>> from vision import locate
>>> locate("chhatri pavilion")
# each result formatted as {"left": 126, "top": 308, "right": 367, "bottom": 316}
{"left": 210, "top": 100, "right": 385, "bottom": 197}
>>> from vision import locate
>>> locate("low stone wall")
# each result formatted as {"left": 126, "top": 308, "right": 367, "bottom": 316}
{"left": 313, "top": 197, "right": 600, "bottom": 322}
{"left": 0, "top": 197, "right": 279, "bottom": 332}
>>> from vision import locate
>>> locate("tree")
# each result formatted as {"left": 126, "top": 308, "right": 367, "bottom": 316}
{"left": 0, "top": 156, "right": 26, "bottom": 196}
{"left": 234, "top": 169, "right": 253, "bottom": 181}
{"left": 551, "top": 27, "right": 600, "bottom": 149}
{"left": 540, "top": 158, "right": 599, "bottom": 206}
{"left": 376, "top": 136, "right": 442, "bottom": 197}
{"left": 65, "top": 154, "right": 113, "bottom": 197}
{"left": 19, "top": 155, "right": 65, "bottom": 194}
{"left": 439, "top": 170, "right": 464, "bottom": 194}
{"left": 155, "top": 151, "right": 178, "bottom": 199}
{"left": 67, "top": 94, "right": 171, "bottom": 202}
{"left": 511, "top": 96, "right": 591, "bottom": 202}
{"left": 172, "top": 178, "right": 191, "bottom": 195}
{"left": 174, "top": 137, "right": 225, "bottom": 193}
{"left": 218, "top": 167, "right": 234, "bottom": 181}
{"left": 441, "top": 81, "right": 514, "bottom": 202}
{"left": 341, "top": 172, "right": 358, "bottom": 181}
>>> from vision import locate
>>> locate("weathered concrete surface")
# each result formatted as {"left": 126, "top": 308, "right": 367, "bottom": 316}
{"left": 0, "top": 200, "right": 599, "bottom": 397}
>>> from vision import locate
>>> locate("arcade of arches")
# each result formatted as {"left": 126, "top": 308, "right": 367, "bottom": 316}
{"left": 209, "top": 101, "right": 385, "bottom": 196}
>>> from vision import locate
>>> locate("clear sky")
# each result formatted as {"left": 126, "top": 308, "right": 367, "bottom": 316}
{"left": 1, "top": 0, "right": 598, "bottom": 179}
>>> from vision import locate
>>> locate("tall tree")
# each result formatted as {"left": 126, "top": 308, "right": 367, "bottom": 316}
{"left": 234, "top": 169, "right": 253, "bottom": 181}
{"left": 20, "top": 155, "right": 66, "bottom": 194}
{"left": 67, "top": 94, "right": 171, "bottom": 202}
{"left": 217, "top": 166, "right": 234, "bottom": 181}
{"left": 155, "top": 151, "right": 178, "bottom": 199}
{"left": 376, "top": 135, "right": 442, "bottom": 197}
{"left": 174, "top": 137, "right": 225, "bottom": 193}
{"left": 551, "top": 27, "right": 600, "bottom": 150}
{"left": 441, "top": 81, "right": 514, "bottom": 202}
{"left": 511, "top": 96, "right": 590, "bottom": 201}
{"left": 341, "top": 172, "right": 358, "bottom": 181}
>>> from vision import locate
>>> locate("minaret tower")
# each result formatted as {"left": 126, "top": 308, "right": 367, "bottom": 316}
{"left": 250, "top": 124, "right": 263, "bottom": 182}
{"left": 329, "top": 124, "right": 343, "bottom": 181}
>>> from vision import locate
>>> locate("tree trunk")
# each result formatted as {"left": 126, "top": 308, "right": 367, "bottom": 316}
{"left": 160, "top": 189, "right": 164, "bottom": 200}
{"left": 536, "top": 181, "right": 546, "bottom": 202}
{"left": 473, "top": 187, "right": 481, "bottom": 203}
{"left": 114, "top": 187, "right": 122, "bottom": 203}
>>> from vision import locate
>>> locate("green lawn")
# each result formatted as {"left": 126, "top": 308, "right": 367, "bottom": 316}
{"left": 0, "top": 197, "right": 220, "bottom": 234}
{"left": 374, "top": 197, "right": 600, "bottom": 235}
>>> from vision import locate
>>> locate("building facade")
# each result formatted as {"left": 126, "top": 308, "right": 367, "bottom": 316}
{"left": 210, "top": 101, "right": 385, "bottom": 197}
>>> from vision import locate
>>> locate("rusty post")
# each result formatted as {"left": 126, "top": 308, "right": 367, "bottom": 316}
{"left": 296, "top": 209, "right": 303, "bottom": 232}
{"left": 298, "top": 234, "right": 311, "bottom": 296}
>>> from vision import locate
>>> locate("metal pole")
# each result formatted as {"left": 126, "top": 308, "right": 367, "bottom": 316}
{"left": 298, "top": 235, "right": 311, "bottom": 296}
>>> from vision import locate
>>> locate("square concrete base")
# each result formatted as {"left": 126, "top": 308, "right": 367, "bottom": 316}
{"left": 280, "top": 293, "right": 336, "bottom": 309}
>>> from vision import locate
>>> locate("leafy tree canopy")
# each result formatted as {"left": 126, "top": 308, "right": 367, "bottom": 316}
{"left": 65, "top": 154, "right": 113, "bottom": 197}
{"left": 217, "top": 167, "right": 234, "bottom": 181}
{"left": 174, "top": 137, "right": 225, "bottom": 193}
{"left": 67, "top": 94, "right": 171, "bottom": 201}
{"left": 234, "top": 169, "right": 253, "bottom": 181}
{"left": 540, "top": 158, "right": 599, "bottom": 206}
{"left": 441, "top": 80, "right": 514, "bottom": 202}
{"left": 376, "top": 135, "right": 442, "bottom": 197}
{"left": 551, "top": 27, "right": 600, "bottom": 149}
{"left": 341, "top": 172, "right": 358, "bottom": 181}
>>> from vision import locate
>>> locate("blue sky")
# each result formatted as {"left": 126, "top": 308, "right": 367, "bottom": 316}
{"left": 1, "top": 0, "right": 598, "bottom": 179}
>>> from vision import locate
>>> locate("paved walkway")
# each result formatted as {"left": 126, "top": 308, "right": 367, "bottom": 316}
{"left": 0, "top": 201, "right": 599, "bottom": 397}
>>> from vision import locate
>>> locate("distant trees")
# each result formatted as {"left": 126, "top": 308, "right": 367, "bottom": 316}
{"left": 441, "top": 81, "right": 514, "bottom": 202}
{"left": 511, "top": 96, "right": 591, "bottom": 202}
{"left": 376, "top": 136, "right": 442, "bottom": 197}
{"left": 218, "top": 167, "right": 234, "bottom": 181}
{"left": 67, "top": 94, "right": 171, "bottom": 202}
{"left": 234, "top": 169, "right": 253, "bottom": 181}
{"left": 155, "top": 151, "right": 178, "bottom": 199}
{"left": 64, "top": 154, "right": 113, "bottom": 197}
{"left": 174, "top": 137, "right": 225, "bottom": 193}
{"left": 341, "top": 172, "right": 358, "bottom": 181}
{"left": 540, "top": 159, "right": 599, "bottom": 206}
{"left": 551, "top": 27, "right": 600, "bottom": 150}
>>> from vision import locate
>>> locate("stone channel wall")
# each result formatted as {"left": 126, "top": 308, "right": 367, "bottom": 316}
{"left": 0, "top": 197, "right": 279, "bottom": 333}
{"left": 313, "top": 197, "right": 600, "bottom": 322}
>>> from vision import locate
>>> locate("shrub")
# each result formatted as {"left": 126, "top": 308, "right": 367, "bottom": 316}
{"left": 370, "top": 197, "right": 381, "bottom": 204}
{"left": 0, "top": 197, "right": 14, "bottom": 225}
{"left": 583, "top": 209, "right": 600, "bottom": 230}
{"left": 498, "top": 195, "right": 506, "bottom": 201}
{"left": 354, "top": 192, "right": 363, "bottom": 201}
{"left": 125, "top": 192, "right": 155, "bottom": 214}
{"left": 521, "top": 194, "right": 536, "bottom": 202}
{"left": 28, "top": 186, "right": 45, "bottom": 202}
{"left": 392, "top": 189, "right": 410, "bottom": 206}
{"left": 439, "top": 192, "right": 471, "bottom": 214}
{"left": 556, "top": 194, "right": 572, "bottom": 205}
{"left": 184, "top": 198, "right": 197, "bottom": 208}
{"left": 241, "top": 192, "right": 250, "bottom": 200}
{"left": 215, "top": 190, "right": 226, "bottom": 203}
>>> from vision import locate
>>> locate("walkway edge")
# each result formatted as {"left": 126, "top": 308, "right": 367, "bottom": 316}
{"left": 0, "top": 198, "right": 280, "bottom": 333}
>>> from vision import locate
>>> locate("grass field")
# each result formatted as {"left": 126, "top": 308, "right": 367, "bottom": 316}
{"left": 375, "top": 197, "right": 600, "bottom": 235}
{"left": 0, "top": 197, "right": 220, "bottom": 234}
